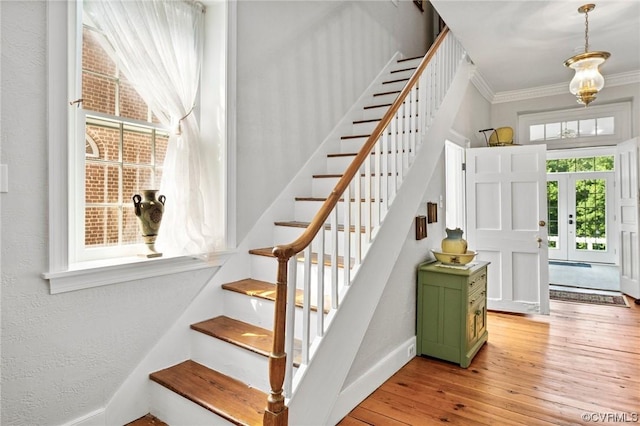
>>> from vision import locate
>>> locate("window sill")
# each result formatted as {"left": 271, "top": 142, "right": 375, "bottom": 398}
{"left": 43, "top": 251, "right": 235, "bottom": 294}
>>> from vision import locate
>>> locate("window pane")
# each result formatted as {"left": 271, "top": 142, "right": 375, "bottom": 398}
{"left": 579, "top": 119, "right": 596, "bottom": 136}
{"left": 561, "top": 121, "right": 578, "bottom": 138}
{"left": 123, "top": 128, "right": 152, "bottom": 164}
{"left": 576, "top": 157, "right": 595, "bottom": 172}
{"left": 545, "top": 122, "right": 561, "bottom": 140}
{"left": 87, "top": 121, "right": 120, "bottom": 162}
{"left": 123, "top": 166, "right": 155, "bottom": 202}
{"left": 595, "top": 155, "right": 614, "bottom": 171}
{"left": 530, "top": 124, "right": 545, "bottom": 141}
{"left": 82, "top": 73, "right": 116, "bottom": 115}
{"left": 85, "top": 206, "right": 120, "bottom": 247}
{"left": 547, "top": 181, "right": 558, "bottom": 249}
{"left": 123, "top": 206, "right": 142, "bottom": 245}
{"left": 156, "top": 133, "right": 169, "bottom": 164}
{"left": 120, "top": 77, "right": 148, "bottom": 122}
{"left": 82, "top": 27, "right": 116, "bottom": 76}
{"left": 86, "top": 162, "right": 119, "bottom": 203}
{"left": 596, "top": 116, "right": 615, "bottom": 135}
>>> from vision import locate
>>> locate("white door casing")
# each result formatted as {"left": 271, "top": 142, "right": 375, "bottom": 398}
{"left": 616, "top": 137, "right": 640, "bottom": 299}
{"left": 466, "top": 145, "right": 550, "bottom": 314}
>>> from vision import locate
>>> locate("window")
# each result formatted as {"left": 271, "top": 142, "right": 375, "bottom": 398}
{"left": 44, "top": 1, "right": 235, "bottom": 293}
{"left": 529, "top": 117, "right": 615, "bottom": 142}
{"left": 78, "top": 23, "right": 170, "bottom": 260}
{"left": 518, "top": 102, "right": 631, "bottom": 149}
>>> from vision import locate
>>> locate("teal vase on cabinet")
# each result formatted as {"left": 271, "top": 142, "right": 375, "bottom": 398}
{"left": 441, "top": 227, "right": 467, "bottom": 254}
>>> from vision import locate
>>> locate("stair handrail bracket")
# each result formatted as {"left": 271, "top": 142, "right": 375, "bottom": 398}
{"left": 265, "top": 27, "right": 466, "bottom": 425}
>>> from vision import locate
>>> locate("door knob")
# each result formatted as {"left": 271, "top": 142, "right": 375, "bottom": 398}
{"left": 539, "top": 220, "right": 546, "bottom": 227}
{"left": 536, "top": 236, "right": 543, "bottom": 248}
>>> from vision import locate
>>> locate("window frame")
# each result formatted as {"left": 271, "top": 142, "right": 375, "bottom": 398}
{"left": 44, "top": 0, "right": 237, "bottom": 293}
{"left": 517, "top": 102, "right": 631, "bottom": 150}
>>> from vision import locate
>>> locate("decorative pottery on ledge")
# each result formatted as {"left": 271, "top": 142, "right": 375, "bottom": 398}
{"left": 133, "top": 189, "right": 166, "bottom": 258}
{"left": 432, "top": 227, "right": 477, "bottom": 265}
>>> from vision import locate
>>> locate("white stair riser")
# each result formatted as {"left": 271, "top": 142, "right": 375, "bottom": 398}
{"left": 351, "top": 120, "right": 380, "bottom": 135}
{"left": 250, "top": 254, "right": 348, "bottom": 291}
{"left": 222, "top": 290, "right": 323, "bottom": 341}
{"left": 150, "top": 381, "right": 234, "bottom": 426}
{"left": 294, "top": 199, "right": 382, "bottom": 226}
{"left": 388, "top": 67, "right": 419, "bottom": 80}
{"left": 190, "top": 331, "right": 272, "bottom": 392}
{"left": 326, "top": 151, "right": 416, "bottom": 174}
{"left": 370, "top": 92, "right": 399, "bottom": 105}
{"left": 379, "top": 80, "right": 409, "bottom": 93}
{"left": 274, "top": 225, "right": 368, "bottom": 258}
{"left": 357, "top": 106, "right": 387, "bottom": 122}
{"left": 311, "top": 176, "right": 395, "bottom": 203}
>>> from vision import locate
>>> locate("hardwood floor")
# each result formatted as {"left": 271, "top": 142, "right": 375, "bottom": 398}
{"left": 339, "top": 298, "right": 640, "bottom": 425}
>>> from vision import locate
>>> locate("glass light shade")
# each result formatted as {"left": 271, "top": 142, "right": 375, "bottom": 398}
{"left": 564, "top": 51, "right": 610, "bottom": 106}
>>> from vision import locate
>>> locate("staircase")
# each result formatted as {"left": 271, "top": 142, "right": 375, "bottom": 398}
{"left": 109, "top": 29, "right": 471, "bottom": 426}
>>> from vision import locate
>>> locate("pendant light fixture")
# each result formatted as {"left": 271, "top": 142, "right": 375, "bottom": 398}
{"left": 563, "top": 3, "right": 610, "bottom": 106}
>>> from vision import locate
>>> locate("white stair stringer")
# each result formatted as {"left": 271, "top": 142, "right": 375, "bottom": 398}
{"left": 103, "top": 52, "right": 411, "bottom": 425}
{"left": 288, "top": 59, "right": 474, "bottom": 425}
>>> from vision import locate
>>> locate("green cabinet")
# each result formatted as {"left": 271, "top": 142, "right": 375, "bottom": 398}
{"left": 417, "top": 260, "right": 489, "bottom": 368}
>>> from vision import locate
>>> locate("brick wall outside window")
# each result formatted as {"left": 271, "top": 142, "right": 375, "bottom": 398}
{"left": 82, "top": 26, "right": 168, "bottom": 248}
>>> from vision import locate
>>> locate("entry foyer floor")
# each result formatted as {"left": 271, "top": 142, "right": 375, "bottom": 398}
{"left": 549, "top": 261, "right": 619, "bottom": 292}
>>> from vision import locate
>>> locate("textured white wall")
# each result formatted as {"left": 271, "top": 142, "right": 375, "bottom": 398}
{"left": 0, "top": 2, "right": 218, "bottom": 424}
{"left": 235, "top": 0, "right": 431, "bottom": 242}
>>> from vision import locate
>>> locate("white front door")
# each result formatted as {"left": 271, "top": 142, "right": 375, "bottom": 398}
{"left": 616, "top": 137, "right": 640, "bottom": 299}
{"left": 466, "top": 145, "right": 549, "bottom": 314}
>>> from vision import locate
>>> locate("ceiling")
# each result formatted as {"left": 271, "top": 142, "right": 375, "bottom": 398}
{"left": 430, "top": 0, "right": 640, "bottom": 94}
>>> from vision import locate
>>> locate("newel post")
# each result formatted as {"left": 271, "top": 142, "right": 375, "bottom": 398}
{"left": 263, "top": 254, "right": 290, "bottom": 425}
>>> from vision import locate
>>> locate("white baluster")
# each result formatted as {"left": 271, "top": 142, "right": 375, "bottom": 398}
{"left": 330, "top": 207, "right": 339, "bottom": 309}
{"left": 302, "top": 245, "right": 312, "bottom": 365}
{"left": 343, "top": 184, "right": 351, "bottom": 286}
{"left": 284, "top": 255, "right": 297, "bottom": 397}
{"left": 316, "top": 226, "right": 325, "bottom": 337}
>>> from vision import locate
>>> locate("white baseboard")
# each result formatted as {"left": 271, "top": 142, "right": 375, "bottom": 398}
{"left": 61, "top": 409, "right": 105, "bottom": 426}
{"left": 328, "top": 336, "right": 416, "bottom": 424}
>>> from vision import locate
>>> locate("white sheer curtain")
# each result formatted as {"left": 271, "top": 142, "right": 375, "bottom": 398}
{"left": 84, "top": 0, "right": 221, "bottom": 257}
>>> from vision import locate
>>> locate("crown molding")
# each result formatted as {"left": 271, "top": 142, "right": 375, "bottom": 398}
{"left": 491, "top": 70, "right": 640, "bottom": 104}
{"left": 469, "top": 67, "right": 495, "bottom": 104}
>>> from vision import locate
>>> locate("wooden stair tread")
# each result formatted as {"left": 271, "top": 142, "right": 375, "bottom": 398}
{"left": 341, "top": 134, "right": 371, "bottom": 140}
{"left": 382, "top": 77, "right": 409, "bottom": 84}
{"left": 294, "top": 196, "right": 378, "bottom": 202}
{"left": 390, "top": 66, "right": 417, "bottom": 74}
{"left": 149, "top": 360, "right": 265, "bottom": 426}
{"left": 222, "top": 278, "right": 329, "bottom": 313}
{"left": 125, "top": 414, "right": 168, "bottom": 426}
{"left": 374, "top": 90, "right": 401, "bottom": 97}
{"left": 275, "top": 220, "right": 367, "bottom": 234}
{"left": 249, "top": 247, "right": 352, "bottom": 268}
{"left": 363, "top": 103, "right": 392, "bottom": 110}
{"left": 353, "top": 118, "right": 381, "bottom": 124}
{"left": 191, "top": 315, "right": 302, "bottom": 366}
{"left": 398, "top": 55, "right": 422, "bottom": 62}
{"left": 327, "top": 149, "right": 412, "bottom": 158}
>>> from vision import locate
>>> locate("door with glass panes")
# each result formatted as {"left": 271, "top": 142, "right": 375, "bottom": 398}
{"left": 546, "top": 155, "right": 616, "bottom": 263}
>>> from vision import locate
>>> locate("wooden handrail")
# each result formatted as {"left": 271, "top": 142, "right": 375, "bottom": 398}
{"left": 263, "top": 27, "right": 451, "bottom": 425}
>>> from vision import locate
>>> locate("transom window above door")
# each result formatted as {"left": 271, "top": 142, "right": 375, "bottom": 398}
{"left": 518, "top": 102, "right": 631, "bottom": 149}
